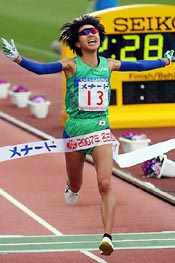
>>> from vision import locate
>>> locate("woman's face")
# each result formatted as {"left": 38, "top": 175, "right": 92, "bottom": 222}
{"left": 76, "top": 24, "right": 100, "bottom": 52}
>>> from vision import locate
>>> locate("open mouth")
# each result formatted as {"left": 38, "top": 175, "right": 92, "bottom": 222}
{"left": 87, "top": 39, "right": 97, "bottom": 45}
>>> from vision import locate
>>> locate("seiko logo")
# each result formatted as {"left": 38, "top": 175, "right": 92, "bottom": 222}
{"left": 113, "top": 16, "right": 175, "bottom": 33}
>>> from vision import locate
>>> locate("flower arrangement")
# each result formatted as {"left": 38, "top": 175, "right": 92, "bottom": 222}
{"left": 0, "top": 80, "right": 10, "bottom": 99}
{"left": 9, "top": 85, "right": 31, "bottom": 107}
{"left": 119, "top": 131, "right": 151, "bottom": 153}
{"left": 0, "top": 80, "right": 8, "bottom": 84}
{"left": 141, "top": 155, "right": 165, "bottom": 178}
{"left": 30, "top": 95, "right": 46, "bottom": 103}
{"left": 28, "top": 95, "right": 50, "bottom": 118}
{"left": 121, "top": 131, "right": 148, "bottom": 140}
{"left": 12, "top": 85, "right": 29, "bottom": 92}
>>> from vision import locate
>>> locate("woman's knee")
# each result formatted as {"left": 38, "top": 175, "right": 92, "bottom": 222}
{"left": 98, "top": 178, "right": 111, "bottom": 194}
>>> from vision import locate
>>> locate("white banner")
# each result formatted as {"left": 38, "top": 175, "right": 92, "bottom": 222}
{"left": 0, "top": 129, "right": 118, "bottom": 161}
{"left": 0, "top": 128, "right": 175, "bottom": 168}
{"left": 116, "top": 138, "right": 175, "bottom": 167}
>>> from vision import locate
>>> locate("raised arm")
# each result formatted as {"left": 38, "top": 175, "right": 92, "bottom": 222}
{"left": 1, "top": 38, "right": 63, "bottom": 74}
{"left": 18, "top": 57, "right": 63, "bottom": 75}
{"left": 108, "top": 50, "right": 174, "bottom": 72}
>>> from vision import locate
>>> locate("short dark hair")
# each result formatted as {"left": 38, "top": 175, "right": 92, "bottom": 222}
{"left": 59, "top": 15, "right": 105, "bottom": 56}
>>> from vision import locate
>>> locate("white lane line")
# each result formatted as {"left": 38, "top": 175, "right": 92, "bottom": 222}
{"left": 2, "top": 246, "right": 175, "bottom": 254}
{"left": 1, "top": 237, "right": 175, "bottom": 246}
{"left": 56, "top": 231, "right": 175, "bottom": 236}
{"left": 0, "top": 188, "right": 62, "bottom": 235}
{"left": 0, "top": 235, "right": 24, "bottom": 239}
{"left": 0, "top": 112, "right": 55, "bottom": 140}
{"left": 0, "top": 188, "right": 107, "bottom": 263}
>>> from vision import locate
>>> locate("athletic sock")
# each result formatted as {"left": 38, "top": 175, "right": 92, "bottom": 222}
{"left": 103, "top": 233, "right": 112, "bottom": 241}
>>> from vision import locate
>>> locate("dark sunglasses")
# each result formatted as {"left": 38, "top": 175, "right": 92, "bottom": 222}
{"left": 78, "top": 27, "right": 98, "bottom": 36}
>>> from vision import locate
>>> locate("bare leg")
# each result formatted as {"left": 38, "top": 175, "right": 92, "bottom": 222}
{"left": 65, "top": 151, "right": 85, "bottom": 193}
{"left": 92, "top": 144, "right": 117, "bottom": 235}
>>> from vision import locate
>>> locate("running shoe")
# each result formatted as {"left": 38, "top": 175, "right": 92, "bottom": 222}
{"left": 64, "top": 184, "right": 79, "bottom": 205}
{"left": 99, "top": 236, "right": 114, "bottom": 255}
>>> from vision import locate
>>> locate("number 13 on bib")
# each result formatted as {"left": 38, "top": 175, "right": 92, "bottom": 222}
{"left": 78, "top": 78, "right": 109, "bottom": 111}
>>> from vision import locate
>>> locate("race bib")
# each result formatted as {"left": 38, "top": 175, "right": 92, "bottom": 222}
{"left": 78, "top": 78, "right": 109, "bottom": 111}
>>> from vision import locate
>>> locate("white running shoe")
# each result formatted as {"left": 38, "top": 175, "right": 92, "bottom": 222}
{"left": 99, "top": 236, "right": 114, "bottom": 256}
{"left": 64, "top": 185, "right": 79, "bottom": 205}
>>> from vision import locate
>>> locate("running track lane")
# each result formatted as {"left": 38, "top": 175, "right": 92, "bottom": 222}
{"left": 0, "top": 119, "right": 175, "bottom": 263}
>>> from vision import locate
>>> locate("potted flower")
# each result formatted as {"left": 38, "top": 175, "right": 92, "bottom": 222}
{"left": 9, "top": 85, "right": 31, "bottom": 108}
{"left": 141, "top": 155, "right": 175, "bottom": 178}
{"left": 119, "top": 131, "right": 151, "bottom": 153}
{"left": 28, "top": 95, "right": 50, "bottom": 119}
{"left": 0, "top": 80, "right": 10, "bottom": 99}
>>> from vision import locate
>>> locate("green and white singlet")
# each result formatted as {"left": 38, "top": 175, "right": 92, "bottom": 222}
{"left": 64, "top": 56, "right": 111, "bottom": 154}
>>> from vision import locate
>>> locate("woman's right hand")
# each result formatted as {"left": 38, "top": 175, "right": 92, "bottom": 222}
{"left": 1, "top": 38, "right": 21, "bottom": 63}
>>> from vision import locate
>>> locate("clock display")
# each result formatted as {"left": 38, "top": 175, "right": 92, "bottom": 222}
{"left": 99, "top": 32, "right": 175, "bottom": 61}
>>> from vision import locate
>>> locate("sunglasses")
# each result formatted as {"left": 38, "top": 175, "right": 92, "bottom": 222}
{"left": 78, "top": 27, "right": 99, "bottom": 36}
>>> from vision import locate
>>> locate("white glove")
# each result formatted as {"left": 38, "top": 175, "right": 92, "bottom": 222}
{"left": 1, "top": 38, "right": 20, "bottom": 61}
{"left": 164, "top": 50, "right": 175, "bottom": 63}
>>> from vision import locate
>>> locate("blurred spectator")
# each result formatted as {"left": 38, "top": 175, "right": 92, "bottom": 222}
{"left": 50, "top": 39, "right": 62, "bottom": 56}
{"left": 88, "top": 0, "right": 119, "bottom": 12}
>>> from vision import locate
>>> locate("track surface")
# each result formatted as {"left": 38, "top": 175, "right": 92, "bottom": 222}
{"left": 1, "top": 119, "right": 175, "bottom": 262}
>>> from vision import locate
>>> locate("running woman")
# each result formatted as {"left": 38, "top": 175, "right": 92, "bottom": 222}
{"left": 1, "top": 15, "right": 174, "bottom": 256}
